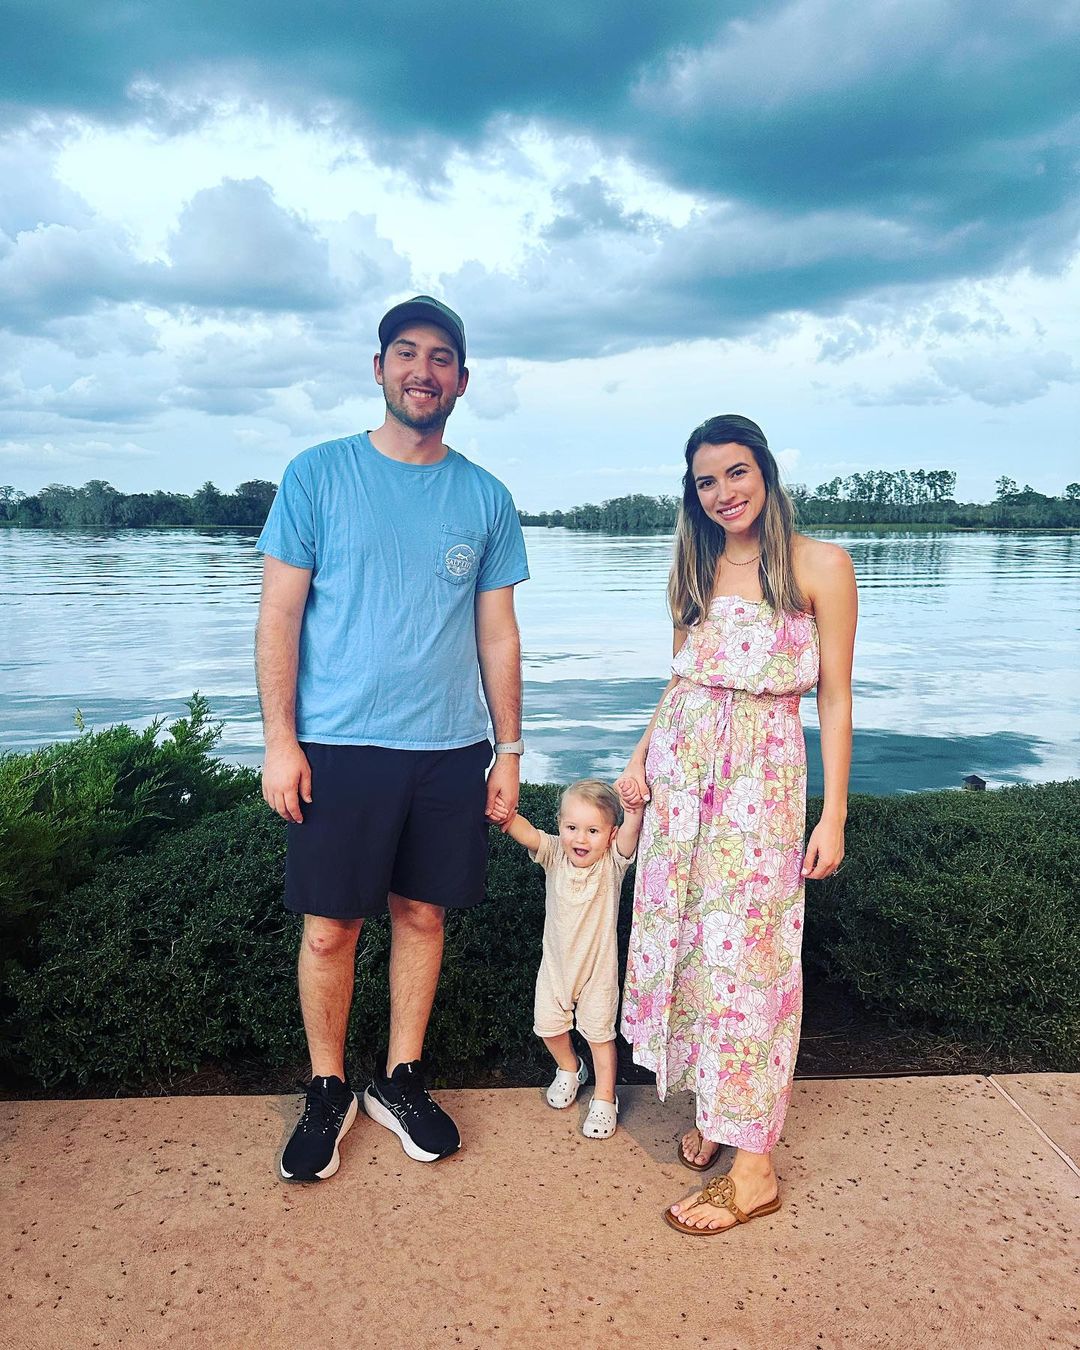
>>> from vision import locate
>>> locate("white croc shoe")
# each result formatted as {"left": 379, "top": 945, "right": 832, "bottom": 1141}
{"left": 546, "top": 1058, "right": 588, "bottom": 1109}
{"left": 582, "top": 1096, "right": 619, "bottom": 1139}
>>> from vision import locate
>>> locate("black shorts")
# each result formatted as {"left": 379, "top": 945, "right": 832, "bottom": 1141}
{"left": 284, "top": 740, "right": 492, "bottom": 920}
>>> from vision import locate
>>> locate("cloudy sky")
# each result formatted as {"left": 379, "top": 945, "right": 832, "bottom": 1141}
{"left": 1, "top": 1, "right": 1078, "bottom": 510}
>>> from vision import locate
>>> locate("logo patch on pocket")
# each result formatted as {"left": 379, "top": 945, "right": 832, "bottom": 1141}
{"left": 445, "top": 543, "right": 476, "bottom": 577}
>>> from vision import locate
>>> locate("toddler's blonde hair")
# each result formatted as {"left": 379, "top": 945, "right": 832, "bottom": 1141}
{"left": 558, "top": 779, "right": 624, "bottom": 829}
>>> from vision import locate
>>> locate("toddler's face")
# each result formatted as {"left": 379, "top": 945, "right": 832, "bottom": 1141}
{"left": 558, "top": 794, "right": 618, "bottom": 869}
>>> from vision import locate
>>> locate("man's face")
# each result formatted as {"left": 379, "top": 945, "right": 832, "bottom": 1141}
{"left": 374, "top": 322, "right": 468, "bottom": 432}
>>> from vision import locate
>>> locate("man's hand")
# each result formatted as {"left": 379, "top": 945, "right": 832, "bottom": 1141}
{"left": 488, "top": 795, "right": 514, "bottom": 826}
{"left": 262, "top": 741, "right": 312, "bottom": 824}
{"left": 485, "top": 754, "right": 520, "bottom": 824}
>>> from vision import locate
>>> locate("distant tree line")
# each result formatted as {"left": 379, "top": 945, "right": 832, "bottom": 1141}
{"left": 0, "top": 479, "right": 278, "bottom": 528}
{"left": 519, "top": 472, "right": 1080, "bottom": 532}
{"left": 4, "top": 470, "right": 1079, "bottom": 531}
{"left": 519, "top": 492, "right": 681, "bottom": 532}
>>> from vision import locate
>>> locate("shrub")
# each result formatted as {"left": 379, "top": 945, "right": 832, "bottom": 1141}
{"left": 0, "top": 695, "right": 259, "bottom": 970}
{"left": 806, "top": 780, "right": 1080, "bottom": 1063}
{"left": 7, "top": 779, "right": 1078, "bottom": 1087}
{"left": 9, "top": 799, "right": 296, "bottom": 1085}
{"left": 7, "top": 784, "right": 565, "bottom": 1088}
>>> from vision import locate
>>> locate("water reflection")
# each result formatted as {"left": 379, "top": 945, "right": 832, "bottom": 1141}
{"left": 2, "top": 526, "right": 1078, "bottom": 793}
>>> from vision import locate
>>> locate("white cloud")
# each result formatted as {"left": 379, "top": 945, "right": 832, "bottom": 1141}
{"left": 0, "top": 20, "right": 1075, "bottom": 509}
{"left": 464, "top": 359, "right": 520, "bottom": 420}
{"left": 0, "top": 437, "right": 154, "bottom": 471}
{"left": 930, "top": 349, "right": 1078, "bottom": 406}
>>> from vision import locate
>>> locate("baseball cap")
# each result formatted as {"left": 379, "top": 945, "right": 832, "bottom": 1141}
{"left": 378, "top": 295, "right": 466, "bottom": 364}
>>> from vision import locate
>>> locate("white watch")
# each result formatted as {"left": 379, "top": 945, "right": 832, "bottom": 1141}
{"left": 494, "top": 739, "right": 525, "bottom": 755}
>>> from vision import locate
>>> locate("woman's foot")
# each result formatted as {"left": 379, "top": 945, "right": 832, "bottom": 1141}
{"left": 679, "top": 1127, "right": 721, "bottom": 1170}
{"left": 669, "top": 1154, "right": 778, "bottom": 1232}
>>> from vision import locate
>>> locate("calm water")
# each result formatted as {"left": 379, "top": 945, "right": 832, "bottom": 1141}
{"left": 2, "top": 527, "right": 1078, "bottom": 795}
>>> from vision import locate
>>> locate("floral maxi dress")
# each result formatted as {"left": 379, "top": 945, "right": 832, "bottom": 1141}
{"left": 621, "top": 596, "right": 819, "bottom": 1153}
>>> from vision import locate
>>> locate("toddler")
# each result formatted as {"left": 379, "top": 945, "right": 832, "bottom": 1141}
{"left": 494, "top": 780, "right": 643, "bottom": 1138}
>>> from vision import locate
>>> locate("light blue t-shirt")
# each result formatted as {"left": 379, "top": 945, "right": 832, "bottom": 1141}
{"left": 256, "top": 433, "right": 529, "bottom": 749}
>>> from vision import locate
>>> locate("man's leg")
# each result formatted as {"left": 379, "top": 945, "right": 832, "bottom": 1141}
{"left": 280, "top": 913, "right": 364, "bottom": 1183}
{"left": 385, "top": 892, "right": 444, "bottom": 1074}
{"left": 298, "top": 913, "right": 364, "bottom": 1079}
{"left": 362, "top": 892, "right": 459, "bottom": 1162}
{"left": 362, "top": 743, "right": 488, "bottom": 1161}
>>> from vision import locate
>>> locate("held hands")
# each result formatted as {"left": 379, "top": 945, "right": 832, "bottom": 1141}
{"left": 614, "top": 760, "right": 650, "bottom": 811}
{"left": 485, "top": 754, "right": 521, "bottom": 826}
{"left": 262, "top": 741, "right": 312, "bottom": 824}
{"left": 488, "top": 795, "right": 514, "bottom": 827}
{"left": 801, "top": 815, "right": 845, "bottom": 880}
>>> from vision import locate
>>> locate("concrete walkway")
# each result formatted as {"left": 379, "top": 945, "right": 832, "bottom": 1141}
{"left": 2, "top": 1075, "right": 1078, "bottom": 1349}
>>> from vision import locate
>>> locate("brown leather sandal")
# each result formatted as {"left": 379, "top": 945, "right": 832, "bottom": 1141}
{"left": 664, "top": 1172, "right": 781, "bottom": 1235}
{"left": 677, "top": 1129, "right": 722, "bottom": 1172}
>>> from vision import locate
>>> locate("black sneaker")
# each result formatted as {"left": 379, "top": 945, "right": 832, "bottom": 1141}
{"left": 279, "top": 1075, "right": 358, "bottom": 1182}
{"left": 362, "top": 1060, "right": 460, "bottom": 1162}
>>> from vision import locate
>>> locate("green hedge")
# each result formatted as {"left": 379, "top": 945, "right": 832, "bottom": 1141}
{"left": 0, "top": 697, "right": 259, "bottom": 1071}
{"left": 6, "top": 784, "right": 562, "bottom": 1087}
{"left": 0, "top": 695, "right": 257, "bottom": 960}
{"left": 6, "top": 779, "right": 1078, "bottom": 1088}
{"left": 805, "top": 781, "right": 1080, "bottom": 1061}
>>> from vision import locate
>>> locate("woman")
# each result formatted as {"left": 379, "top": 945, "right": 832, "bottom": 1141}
{"left": 616, "top": 414, "right": 857, "bottom": 1235}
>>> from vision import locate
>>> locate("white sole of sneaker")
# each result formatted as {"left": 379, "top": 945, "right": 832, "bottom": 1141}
{"left": 279, "top": 1094, "right": 358, "bottom": 1182}
{"left": 361, "top": 1088, "right": 453, "bottom": 1163}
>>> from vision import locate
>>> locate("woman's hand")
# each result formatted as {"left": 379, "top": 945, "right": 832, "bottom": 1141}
{"left": 801, "top": 815, "right": 845, "bottom": 879}
{"left": 615, "top": 759, "right": 650, "bottom": 810}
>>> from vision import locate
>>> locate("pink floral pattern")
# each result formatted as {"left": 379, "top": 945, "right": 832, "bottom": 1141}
{"left": 621, "top": 596, "right": 819, "bottom": 1153}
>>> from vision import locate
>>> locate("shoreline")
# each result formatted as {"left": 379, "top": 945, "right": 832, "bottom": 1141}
{"left": 3, "top": 520, "right": 1079, "bottom": 534}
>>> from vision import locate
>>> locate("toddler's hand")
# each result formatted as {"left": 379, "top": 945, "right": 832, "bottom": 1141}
{"left": 615, "top": 770, "right": 649, "bottom": 809}
{"left": 489, "top": 798, "right": 513, "bottom": 825}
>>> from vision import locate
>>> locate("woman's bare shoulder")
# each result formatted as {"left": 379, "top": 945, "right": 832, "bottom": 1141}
{"left": 794, "top": 532, "right": 852, "bottom": 567}
{"left": 792, "top": 534, "right": 855, "bottom": 604}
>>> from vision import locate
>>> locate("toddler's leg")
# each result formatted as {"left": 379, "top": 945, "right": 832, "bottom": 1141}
{"left": 541, "top": 1031, "right": 588, "bottom": 1108}
{"left": 588, "top": 1038, "right": 617, "bottom": 1104}
{"left": 542, "top": 1031, "right": 580, "bottom": 1072}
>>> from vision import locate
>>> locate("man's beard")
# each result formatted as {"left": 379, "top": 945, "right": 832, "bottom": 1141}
{"left": 384, "top": 389, "right": 457, "bottom": 432}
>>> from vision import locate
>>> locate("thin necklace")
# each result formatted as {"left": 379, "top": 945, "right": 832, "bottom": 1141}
{"left": 724, "top": 552, "right": 760, "bottom": 567}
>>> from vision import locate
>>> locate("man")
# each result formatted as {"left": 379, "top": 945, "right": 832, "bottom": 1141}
{"left": 255, "top": 296, "right": 528, "bottom": 1181}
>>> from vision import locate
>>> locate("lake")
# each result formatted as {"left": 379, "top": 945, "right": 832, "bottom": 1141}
{"left": 2, "top": 527, "right": 1078, "bottom": 795}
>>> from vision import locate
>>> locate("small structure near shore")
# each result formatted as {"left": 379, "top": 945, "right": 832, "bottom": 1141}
{"left": 963, "top": 773, "right": 987, "bottom": 791}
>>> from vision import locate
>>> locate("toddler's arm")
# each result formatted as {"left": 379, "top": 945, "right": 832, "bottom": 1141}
{"left": 501, "top": 810, "right": 541, "bottom": 854}
{"left": 616, "top": 801, "right": 644, "bottom": 860}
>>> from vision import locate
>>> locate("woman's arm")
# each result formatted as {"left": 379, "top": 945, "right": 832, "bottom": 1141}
{"left": 615, "top": 626, "right": 688, "bottom": 808}
{"left": 801, "top": 543, "right": 857, "bottom": 879}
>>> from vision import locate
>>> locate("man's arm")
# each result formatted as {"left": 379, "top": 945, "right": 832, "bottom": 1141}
{"left": 256, "top": 554, "right": 313, "bottom": 823}
{"left": 475, "top": 585, "right": 522, "bottom": 823}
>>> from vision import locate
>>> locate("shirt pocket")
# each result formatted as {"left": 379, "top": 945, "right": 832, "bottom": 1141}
{"left": 435, "top": 522, "right": 488, "bottom": 585}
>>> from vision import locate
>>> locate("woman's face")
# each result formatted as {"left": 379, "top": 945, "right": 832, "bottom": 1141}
{"left": 692, "top": 441, "right": 767, "bottom": 538}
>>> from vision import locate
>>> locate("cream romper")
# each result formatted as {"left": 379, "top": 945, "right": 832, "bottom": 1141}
{"left": 530, "top": 832, "right": 635, "bottom": 1044}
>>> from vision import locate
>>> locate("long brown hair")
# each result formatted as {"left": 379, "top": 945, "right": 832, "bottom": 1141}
{"left": 669, "top": 414, "right": 806, "bottom": 625}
